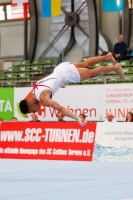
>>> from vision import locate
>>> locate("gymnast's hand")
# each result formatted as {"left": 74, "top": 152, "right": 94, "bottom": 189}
{"left": 77, "top": 117, "right": 86, "bottom": 127}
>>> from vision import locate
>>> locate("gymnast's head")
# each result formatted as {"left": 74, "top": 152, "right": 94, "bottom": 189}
{"left": 19, "top": 98, "right": 40, "bottom": 114}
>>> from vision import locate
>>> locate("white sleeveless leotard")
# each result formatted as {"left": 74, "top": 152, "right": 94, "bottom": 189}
{"left": 32, "top": 62, "right": 80, "bottom": 101}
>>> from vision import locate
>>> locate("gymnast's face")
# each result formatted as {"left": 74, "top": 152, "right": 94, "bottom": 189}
{"left": 28, "top": 101, "right": 41, "bottom": 113}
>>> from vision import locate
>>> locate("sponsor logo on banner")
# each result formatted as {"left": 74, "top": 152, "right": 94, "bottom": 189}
{"left": 0, "top": 122, "right": 97, "bottom": 161}
{"left": 94, "top": 123, "right": 133, "bottom": 162}
{"left": 0, "top": 89, "right": 14, "bottom": 120}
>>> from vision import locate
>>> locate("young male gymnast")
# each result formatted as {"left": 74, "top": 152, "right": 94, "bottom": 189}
{"left": 19, "top": 53, "right": 124, "bottom": 126}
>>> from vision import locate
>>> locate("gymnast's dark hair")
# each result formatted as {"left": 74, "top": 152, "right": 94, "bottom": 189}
{"left": 19, "top": 100, "right": 28, "bottom": 114}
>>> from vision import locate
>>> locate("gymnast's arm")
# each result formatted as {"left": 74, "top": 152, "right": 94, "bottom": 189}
{"left": 41, "top": 97, "right": 85, "bottom": 126}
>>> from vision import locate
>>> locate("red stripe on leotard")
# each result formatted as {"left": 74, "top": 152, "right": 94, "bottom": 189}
{"left": 32, "top": 83, "right": 52, "bottom": 93}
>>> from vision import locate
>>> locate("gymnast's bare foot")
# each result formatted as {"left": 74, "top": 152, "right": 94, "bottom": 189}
{"left": 105, "top": 52, "right": 117, "bottom": 64}
{"left": 114, "top": 63, "right": 124, "bottom": 79}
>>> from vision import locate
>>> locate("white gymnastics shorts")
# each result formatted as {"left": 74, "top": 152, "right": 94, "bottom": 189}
{"left": 54, "top": 62, "right": 80, "bottom": 83}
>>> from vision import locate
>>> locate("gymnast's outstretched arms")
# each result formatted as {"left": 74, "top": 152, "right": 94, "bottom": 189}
{"left": 41, "top": 96, "right": 86, "bottom": 127}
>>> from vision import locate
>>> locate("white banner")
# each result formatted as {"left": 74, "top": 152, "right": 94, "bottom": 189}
{"left": 101, "top": 84, "right": 133, "bottom": 121}
{"left": 14, "top": 85, "right": 101, "bottom": 121}
{"left": 94, "top": 123, "right": 133, "bottom": 162}
{"left": 13, "top": 84, "right": 133, "bottom": 122}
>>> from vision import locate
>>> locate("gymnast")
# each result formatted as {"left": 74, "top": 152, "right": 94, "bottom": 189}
{"left": 19, "top": 53, "right": 124, "bottom": 126}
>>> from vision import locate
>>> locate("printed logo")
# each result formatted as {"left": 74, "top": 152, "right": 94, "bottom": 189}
{"left": 0, "top": 89, "right": 14, "bottom": 120}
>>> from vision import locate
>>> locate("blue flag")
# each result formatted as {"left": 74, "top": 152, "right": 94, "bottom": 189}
{"left": 42, "top": 0, "right": 61, "bottom": 18}
{"left": 102, "top": 0, "right": 124, "bottom": 12}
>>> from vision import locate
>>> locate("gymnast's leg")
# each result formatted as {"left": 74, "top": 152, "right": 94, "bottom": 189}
{"left": 73, "top": 52, "right": 116, "bottom": 69}
{"left": 76, "top": 63, "right": 124, "bottom": 81}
